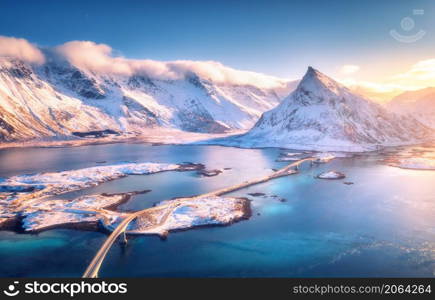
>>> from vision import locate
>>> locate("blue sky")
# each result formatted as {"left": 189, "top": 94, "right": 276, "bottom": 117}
{"left": 1, "top": 0, "right": 434, "bottom": 81}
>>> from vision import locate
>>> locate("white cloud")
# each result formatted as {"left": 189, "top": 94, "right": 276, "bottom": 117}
{"left": 54, "top": 40, "right": 288, "bottom": 88}
{"left": 339, "top": 64, "right": 360, "bottom": 75}
{"left": 0, "top": 36, "right": 45, "bottom": 64}
{"left": 0, "top": 36, "right": 289, "bottom": 89}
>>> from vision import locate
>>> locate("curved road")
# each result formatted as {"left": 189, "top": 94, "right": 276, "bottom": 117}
{"left": 82, "top": 157, "right": 317, "bottom": 278}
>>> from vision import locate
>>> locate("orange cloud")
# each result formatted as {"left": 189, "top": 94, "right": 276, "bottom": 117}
{"left": 390, "top": 59, "right": 435, "bottom": 85}
{"left": 340, "top": 59, "right": 435, "bottom": 102}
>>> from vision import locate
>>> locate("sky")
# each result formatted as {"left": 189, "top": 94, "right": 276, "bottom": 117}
{"left": 1, "top": 0, "right": 435, "bottom": 100}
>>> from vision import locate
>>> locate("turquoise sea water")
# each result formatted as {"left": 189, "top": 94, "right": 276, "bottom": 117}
{"left": 0, "top": 143, "right": 434, "bottom": 277}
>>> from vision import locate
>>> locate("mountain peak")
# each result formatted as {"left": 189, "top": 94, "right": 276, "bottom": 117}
{"left": 301, "top": 66, "right": 335, "bottom": 85}
{"left": 306, "top": 66, "right": 317, "bottom": 75}
{"left": 293, "top": 66, "right": 345, "bottom": 100}
{"left": 237, "top": 66, "right": 433, "bottom": 151}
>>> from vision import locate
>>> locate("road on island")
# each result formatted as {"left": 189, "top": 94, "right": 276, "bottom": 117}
{"left": 82, "top": 157, "right": 318, "bottom": 278}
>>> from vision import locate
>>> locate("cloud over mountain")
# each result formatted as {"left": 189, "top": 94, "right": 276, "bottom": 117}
{"left": 54, "top": 40, "right": 288, "bottom": 88}
{"left": 0, "top": 36, "right": 45, "bottom": 64}
{"left": 0, "top": 36, "right": 289, "bottom": 89}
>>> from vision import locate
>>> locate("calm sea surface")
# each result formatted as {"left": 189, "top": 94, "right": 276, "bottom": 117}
{"left": 0, "top": 143, "right": 434, "bottom": 277}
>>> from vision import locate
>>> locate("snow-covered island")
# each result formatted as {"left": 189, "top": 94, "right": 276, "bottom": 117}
{"left": 1, "top": 162, "right": 202, "bottom": 204}
{"left": 104, "top": 196, "right": 251, "bottom": 238}
{"left": 316, "top": 171, "right": 346, "bottom": 180}
{"left": 0, "top": 162, "right": 210, "bottom": 231}
{"left": 0, "top": 161, "right": 255, "bottom": 235}
{"left": 20, "top": 193, "right": 139, "bottom": 232}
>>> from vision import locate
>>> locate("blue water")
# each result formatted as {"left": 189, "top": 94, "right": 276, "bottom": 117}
{"left": 0, "top": 144, "right": 434, "bottom": 277}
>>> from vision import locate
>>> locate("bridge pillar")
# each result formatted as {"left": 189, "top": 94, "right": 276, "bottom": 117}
{"left": 120, "top": 231, "right": 128, "bottom": 245}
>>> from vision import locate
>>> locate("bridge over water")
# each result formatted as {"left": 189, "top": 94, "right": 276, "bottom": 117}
{"left": 82, "top": 157, "right": 317, "bottom": 278}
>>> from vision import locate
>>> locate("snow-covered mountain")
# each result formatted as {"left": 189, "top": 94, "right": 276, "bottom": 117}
{"left": 388, "top": 87, "right": 435, "bottom": 129}
{"left": 0, "top": 56, "right": 295, "bottom": 141}
{"left": 213, "top": 67, "right": 433, "bottom": 151}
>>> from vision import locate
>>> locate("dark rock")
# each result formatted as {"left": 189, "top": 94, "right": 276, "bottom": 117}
{"left": 198, "top": 169, "right": 223, "bottom": 177}
{"left": 72, "top": 129, "right": 119, "bottom": 138}
{"left": 178, "top": 163, "right": 205, "bottom": 171}
{"left": 247, "top": 192, "right": 266, "bottom": 197}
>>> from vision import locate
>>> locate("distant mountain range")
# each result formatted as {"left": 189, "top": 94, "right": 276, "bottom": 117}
{"left": 388, "top": 87, "right": 435, "bottom": 129}
{"left": 208, "top": 67, "right": 434, "bottom": 151}
{"left": 0, "top": 55, "right": 433, "bottom": 151}
{"left": 0, "top": 56, "right": 296, "bottom": 141}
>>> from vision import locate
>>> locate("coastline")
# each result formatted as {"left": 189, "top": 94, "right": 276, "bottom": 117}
{"left": 0, "top": 129, "right": 243, "bottom": 150}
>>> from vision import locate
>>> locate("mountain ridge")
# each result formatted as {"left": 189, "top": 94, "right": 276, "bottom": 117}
{"left": 0, "top": 56, "right": 295, "bottom": 141}
{"left": 388, "top": 87, "right": 435, "bottom": 129}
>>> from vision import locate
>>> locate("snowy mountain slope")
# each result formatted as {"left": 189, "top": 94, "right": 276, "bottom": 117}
{"left": 209, "top": 67, "right": 434, "bottom": 151}
{"left": 0, "top": 56, "right": 295, "bottom": 141}
{"left": 0, "top": 58, "right": 120, "bottom": 141}
{"left": 388, "top": 87, "right": 435, "bottom": 129}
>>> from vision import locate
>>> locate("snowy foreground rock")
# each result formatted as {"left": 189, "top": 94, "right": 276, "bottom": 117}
{"left": 389, "top": 157, "right": 435, "bottom": 170}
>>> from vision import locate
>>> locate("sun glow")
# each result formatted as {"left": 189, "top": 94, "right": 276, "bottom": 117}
{"left": 339, "top": 59, "right": 435, "bottom": 102}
